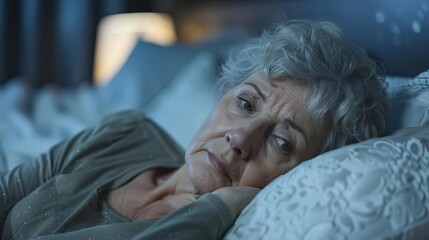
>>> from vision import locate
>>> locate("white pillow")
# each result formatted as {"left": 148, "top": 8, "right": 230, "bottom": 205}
{"left": 143, "top": 52, "right": 221, "bottom": 149}
{"left": 386, "top": 70, "right": 429, "bottom": 133}
{"left": 225, "top": 125, "right": 429, "bottom": 240}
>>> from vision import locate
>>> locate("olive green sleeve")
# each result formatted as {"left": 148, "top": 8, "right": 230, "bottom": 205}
{"left": 131, "top": 193, "right": 234, "bottom": 240}
{"left": 0, "top": 111, "right": 150, "bottom": 236}
{"left": 0, "top": 126, "right": 93, "bottom": 236}
{"left": 29, "top": 194, "right": 233, "bottom": 240}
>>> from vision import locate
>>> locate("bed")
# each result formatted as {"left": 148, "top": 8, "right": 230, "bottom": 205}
{"left": 1, "top": 1, "right": 429, "bottom": 239}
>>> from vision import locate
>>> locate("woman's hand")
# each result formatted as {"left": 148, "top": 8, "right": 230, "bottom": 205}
{"left": 212, "top": 186, "right": 260, "bottom": 219}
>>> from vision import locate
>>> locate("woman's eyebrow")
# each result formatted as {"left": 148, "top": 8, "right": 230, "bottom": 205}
{"left": 244, "top": 83, "right": 266, "bottom": 101}
{"left": 284, "top": 118, "right": 308, "bottom": 145}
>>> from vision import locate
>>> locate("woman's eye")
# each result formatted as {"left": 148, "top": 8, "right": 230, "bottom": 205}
{"left": 275, "top": 137, "right": 293, "bottom": 154}
{"left": 238, "top": 96, "right": 253, "bottom": 112}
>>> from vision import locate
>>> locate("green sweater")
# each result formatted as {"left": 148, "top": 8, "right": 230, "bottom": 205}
{"left": 0, "top": 111, "right": 233, "bottom": 239}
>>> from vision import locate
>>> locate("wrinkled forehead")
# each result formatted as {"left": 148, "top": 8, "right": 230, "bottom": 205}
{"left": 245, "top": 73, "right": 314, "bottom": 109}
{"left": 254, "top": 73, "right": 329, "bottom": 153}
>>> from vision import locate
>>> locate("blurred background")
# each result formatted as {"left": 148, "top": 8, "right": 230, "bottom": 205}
{"left": 0, "top": 0, "right": 428, "bottom": 89}
{"left": 0, "top": 0, "right": 429, "bottom": 171}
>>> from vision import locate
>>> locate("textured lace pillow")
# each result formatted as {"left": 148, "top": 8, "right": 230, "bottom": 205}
{"left": 386, "top": 70, "right": 429, "bottom": 133}
{"left": 225, "top": 126, "right": 429, "bottom": 240}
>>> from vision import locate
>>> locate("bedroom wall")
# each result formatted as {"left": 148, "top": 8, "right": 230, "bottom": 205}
{"left": 171, "top": 0, "right": 429, "bottom": 77}
{"left": 0, "top": 0, "right": 428, "bottom": 88}
{"left": 0, "top": 0, "right": 154, "bottom": 88}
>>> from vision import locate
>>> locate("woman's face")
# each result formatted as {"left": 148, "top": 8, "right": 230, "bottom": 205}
{"left": 185, "top": 73, "right": 326, "bottom": 194}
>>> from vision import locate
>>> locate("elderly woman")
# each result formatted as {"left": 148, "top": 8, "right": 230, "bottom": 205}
{"left": 1, "top": 20, "right": 387, "bottom": 239}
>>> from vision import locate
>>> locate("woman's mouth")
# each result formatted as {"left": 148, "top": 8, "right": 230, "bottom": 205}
{"left": 207, "top": 151, "right": 231, "bottom": 182}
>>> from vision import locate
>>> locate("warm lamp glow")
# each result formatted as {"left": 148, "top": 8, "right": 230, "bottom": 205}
{"left": 93, "top": 13, "right": 176, "bottom": 85}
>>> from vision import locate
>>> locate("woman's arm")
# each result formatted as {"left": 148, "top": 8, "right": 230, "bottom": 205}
{"left": 0, "top": 110, "right": 149, "bottom": 235}
{"left": 0, "top": 125, "right": 106, "bottom": 240}
{"left": 0, "top": 129, "right": 92, "bottom": 230}
{"left": 29, "top": 194, "right": 230, "bottom": 240}
{"left": 29, "top": 190, "right": 258, "bottom": 240}
{"left": 130, "top": 187, "right": 259, "bottom": 239}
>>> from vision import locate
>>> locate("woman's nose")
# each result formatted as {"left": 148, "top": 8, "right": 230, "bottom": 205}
{"left": 225, "top": 128, "right": 252, "bottom": 160}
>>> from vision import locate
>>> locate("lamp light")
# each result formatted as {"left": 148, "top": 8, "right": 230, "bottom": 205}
{"left": 93, "top": 13, "right": 176, "bottom": 85}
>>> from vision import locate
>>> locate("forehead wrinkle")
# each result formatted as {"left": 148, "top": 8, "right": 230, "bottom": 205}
{"left": 266, "top": 83, "right": 311, "bottom": 147}
{"left": 270, "top": 80, "right": 306, "bottom": 110}
{"left": 250, "top": 76, "right": 307, "bottom": 123}
{"left": 283, "top": 82, "right": 299, "bottom": 100}
{"left": 264, "top": 95, "right": 298, "bottom": 126}
{"left": 270, "top": 85, "right": 302, "bottom": 114}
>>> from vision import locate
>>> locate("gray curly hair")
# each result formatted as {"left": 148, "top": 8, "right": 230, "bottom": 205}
{"left": 218, "top": 20, "right": 388, "bottom": 152}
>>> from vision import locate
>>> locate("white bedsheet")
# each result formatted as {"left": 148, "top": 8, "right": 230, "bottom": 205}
{"left": 0, "top": 52, "right": 220, "bottom": 172}
{"left": 0, "top": 78, "right": 127, "bottom": 171}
